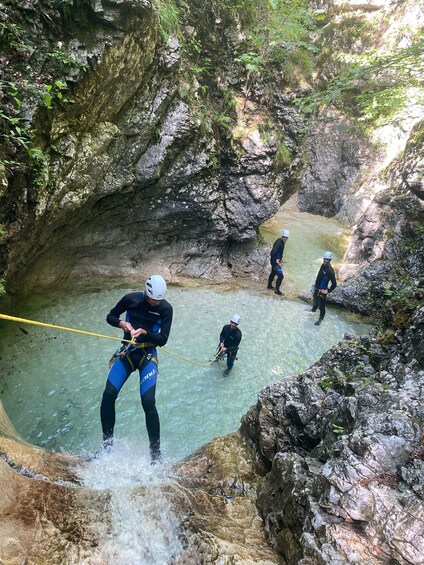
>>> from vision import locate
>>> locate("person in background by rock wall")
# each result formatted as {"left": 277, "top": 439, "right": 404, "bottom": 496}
{"left": 311, "top": 252, "right": 337, "bottom": 326}
{"left": 267, "top": 229, "right": 290, "bottom": 296}
{"left": 218, "top": 314, "right": 242, "bottom": 376}
{"left": 100, "top": 275, "right": 173, "bottom": 463}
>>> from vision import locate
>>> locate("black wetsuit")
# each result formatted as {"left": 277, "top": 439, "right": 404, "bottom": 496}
{"left": 100, "top": 291, "right": 173, "bottom": 458}
{"left": 312, "top": 263, "right": 337, "bottom": 320}
{"left": 267, "top": 237, "right": 286, "bottom": 292}
{"left": 219, "top": 324, "right": 242, "bottom": 370}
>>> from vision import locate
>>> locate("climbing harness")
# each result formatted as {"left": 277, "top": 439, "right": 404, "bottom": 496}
{"left": 0, "top": 313, "right": 220, "bottom": 367}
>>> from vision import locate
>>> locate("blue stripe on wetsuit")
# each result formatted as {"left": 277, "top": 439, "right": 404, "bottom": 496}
{"left": 319, "top": 275, "right": 329, "bottom": 289}
{"left": 108, "top": 350, "right": 158, "bottom": 396}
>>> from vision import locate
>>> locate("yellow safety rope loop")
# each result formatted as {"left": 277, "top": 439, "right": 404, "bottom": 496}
{"left": 0, "top": 313, "right": 220, "bottom": 367}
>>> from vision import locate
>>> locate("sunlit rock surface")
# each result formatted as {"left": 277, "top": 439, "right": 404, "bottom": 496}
{"left": 240, "top": 307, "right": 424, "bottom": 565}
{"left": 0, "top": 400, "right": 110, "bottom": 564}
{"left": 0, "top": 399, "right": 281, "bottom": 564}
{"left": 173, "top": 433, "right": 283, "bottom": 564}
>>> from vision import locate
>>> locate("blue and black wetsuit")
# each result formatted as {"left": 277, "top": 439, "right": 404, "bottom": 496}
{"left": 100, "top": 291, "right": 173, "bottom": 458}
{"left": 312, "top": 263, "right": 337, "bottom": 320}
{"left": 219, "top": 324, "right": 242, "bottom": 370}
{"left": 267, "top": 237, "right": 286, "bottom": 292}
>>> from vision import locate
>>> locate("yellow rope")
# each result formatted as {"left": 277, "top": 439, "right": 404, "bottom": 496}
{"left": 0, "top": 313, "right": 219, "bottom": 367}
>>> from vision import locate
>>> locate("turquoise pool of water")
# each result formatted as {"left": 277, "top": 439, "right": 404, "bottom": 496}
{"left": 0, "top": 285, "right": 372, "bottom": 461}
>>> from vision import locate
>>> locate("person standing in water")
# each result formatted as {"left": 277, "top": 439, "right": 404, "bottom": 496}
{"left": 218, "top": 314, "right": 242, "bottom": 376}
{"left": 100, "top": 275, "right": 173, "bottom": 463}
{"left": 267, "top": 230, "right": 289, "bottom": 296}
{"left": 311, "top": 252, "right": 337, "bottom": 326}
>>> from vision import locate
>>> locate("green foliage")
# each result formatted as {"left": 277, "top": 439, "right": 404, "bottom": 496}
{"left": 235, "top": 0, "right": 317, "bottom": 87}
{"left": 47, "top": 50, "right": 89, "bottom": 71}
{"left": 236, "top": 52, "right": 263, "bottom": 73}
{"left": 157, "top": 0, "right": 184, "bottom": 40}
{"left": 332, "top": 424, "right": 345, "bottom": 436}
{"left": 0, "top": 22, "right": 29, "bottom": 52}
{"left": 297, "top": 37, "right": 424, "bottom": 128}
{"left": 318, "top": 367, "right": 343, "bottom": 390}
{"left": 0, "top": 80, "right": 32, "bottom": 157}
{"left": 41, "top": 80, "right": 73, "bottom": 109}
{"left": 1, "top": 51, "right": 81, "bottom": 170}
{"left": 274, "top": 141, "right": 292, "bottom": 171}
{"left": 381, "top": 282, "right": 424, "bottom": 331}
{"left": 0, "top": 80, "right": 56, "bottom": 170}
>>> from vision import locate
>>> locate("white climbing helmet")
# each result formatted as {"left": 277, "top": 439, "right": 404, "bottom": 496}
{"left": 145, "top": 275, "right": 167, "bottom": 300}
{"left": 230, "top": 314, "right": 241, "bottom": 325}
{"left": 281, "top": 230, "right": 290, "bottom": 238}
{"left": 323, "top": 251, "right": 333, "bottom": 260}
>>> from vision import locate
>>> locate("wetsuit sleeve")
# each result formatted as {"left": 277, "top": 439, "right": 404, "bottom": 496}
{"left": 328, "top": 268, "right": 337, "bottom": 293}
{"left": 106, "top": 295, "right": 131, "bottom": 328}
{"left": 270, "top": 239, "right": 282, "bottom": 262}
{"left": 219, "top": 326, "right": 226, "bottom": 343}
{"left": 143, "top": 303, "right": 173, "bottom": 347}
{"left": 314, "top": 266, "right": 323, "bottom": 287}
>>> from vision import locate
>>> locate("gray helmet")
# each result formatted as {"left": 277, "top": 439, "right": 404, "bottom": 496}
{"left": 323, "top": 251, "right": 333, "bottom": 260}
{"left": 230, "top": 314, "right": 241, "bottom": 325}
{"left": 281, "top": 230, "right": 290, "bottom": 238}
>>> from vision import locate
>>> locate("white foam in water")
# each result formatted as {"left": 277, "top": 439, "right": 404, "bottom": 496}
{"left": 77, "top": 439, "right": 183, "bottom": 564}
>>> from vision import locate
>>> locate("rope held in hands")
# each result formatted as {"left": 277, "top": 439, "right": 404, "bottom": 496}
{"left": 0, "top": 313, "right": 220, "bottom": 367}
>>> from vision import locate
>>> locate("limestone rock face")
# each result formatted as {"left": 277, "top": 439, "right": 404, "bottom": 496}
{"left": 329, "top": 120, "right": 424, "bottom": 315}
{"left": 240, "top": 318, "right": 424, "bottom": 565}
{"left": 401, "top": 120, "right": 424, "bottom": 201}
{"left": 0, "top": 0, "right": 299, "bottom": 299}
{"left": 173, "top": 433, "right": 284, "bottom": 564}
{"left": 297, "top": 110, "right": 366, "bottom": 219}
{"left": 0, "top": 399, "right": 110, "bottom": 565}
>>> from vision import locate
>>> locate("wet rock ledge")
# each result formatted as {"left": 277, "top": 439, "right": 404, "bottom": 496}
{"left": 240, "top": 305, "right": 424, "bottom": 564}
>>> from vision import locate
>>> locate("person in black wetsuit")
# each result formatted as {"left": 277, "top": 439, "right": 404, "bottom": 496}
{"left": 267, "top": 229, "right": 289, "bottom": 296}
{"left": 311, "top": 251, "right": 337, "bottom": 326}
{"left": 100, "top": 275, "right": 173, "bottom": 462}
{"left": 218, "top": 314, "right": 242, "bottom": 376}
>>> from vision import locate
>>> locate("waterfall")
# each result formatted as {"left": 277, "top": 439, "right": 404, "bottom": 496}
{"left": 77, "top": 439, "right": 183, "bottom": 564}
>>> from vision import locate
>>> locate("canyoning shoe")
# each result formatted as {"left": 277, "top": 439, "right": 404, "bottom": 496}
{"left": 267, "top": 285, "right": 274, "bottom": 290}
{"left": 314, "top": 319, "right": 323, "bottom": 326}
{"left": 311, "top": 308, "right": 317, "bottom": 312}
{"left": 275, "top": 290, "right": 284, "bottom": 296}
{"left": 223, "top": 368, "right": 231, "bottom": 376}
{"left": 102, "top": 437, "right": 114, "bottom": 453}
{"left": 150, "top": 445, "right": 162, "bottom": 465}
